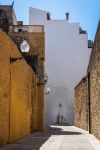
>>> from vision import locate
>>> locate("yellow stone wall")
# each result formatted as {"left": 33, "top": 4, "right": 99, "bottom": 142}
{"left": 37, "top": 51, "right": 45, "bottom": 131}
{"left": 9, "top": 31, "right": 45, "bottom": 131}
{"left": 37, "top": 84, "right": 45, "bottom": 131}
{"left": 0, "top": 31, "right": 33, "bottom": 144}
{"left": 30, "top": 73, "right": 38, "bottom": 132}
{"left": 0, "top": 30, "right": 45, "bottom": 145}
{"left": 10, "top": 59, "right": 32, "bottom": 142}
{"left": 0, "top": 32, "right": 10, "bottom": 145}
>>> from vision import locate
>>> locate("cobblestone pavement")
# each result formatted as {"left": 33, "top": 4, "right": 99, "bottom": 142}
{"left": 0, "top": 125, "right": 100, "bottom": 150}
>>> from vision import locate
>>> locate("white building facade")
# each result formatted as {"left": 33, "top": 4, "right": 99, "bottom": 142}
{"left": 29, "top": 7, "right": 91, "bottom": 126}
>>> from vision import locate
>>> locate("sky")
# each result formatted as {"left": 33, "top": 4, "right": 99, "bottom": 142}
{"left": 2, "top": 0, "right": 100, "bottom": 40}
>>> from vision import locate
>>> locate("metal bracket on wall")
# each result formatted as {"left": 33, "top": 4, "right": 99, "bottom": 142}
{"left": 10, "top": 57, "right": 23, "bottom": 63}
{"left": 37, "top": 82, "right": 45, "bottom": 86}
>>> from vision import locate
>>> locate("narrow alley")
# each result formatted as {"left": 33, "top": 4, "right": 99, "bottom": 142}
{"left": 1, "top": 125, "right": 100, "bottom": 150}
{"left": 0, "top": 1, "right": 100, "bottom": 150}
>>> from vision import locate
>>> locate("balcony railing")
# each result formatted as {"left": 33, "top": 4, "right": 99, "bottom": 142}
{"left": 9, "top": 25, "right": 44, "bottom": 33}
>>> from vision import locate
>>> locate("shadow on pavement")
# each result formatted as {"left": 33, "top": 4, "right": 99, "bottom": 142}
{"left": 0, "top": 125, "right": 82, "bottom": 150}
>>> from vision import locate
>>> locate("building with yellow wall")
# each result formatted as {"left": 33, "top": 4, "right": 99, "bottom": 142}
{"left": 0, "top": 27, "right": 45, "bottom": 145}
{"left": 0, "top": 4, "right": 45, "bottom": 146}
{"left": 0, "top": 31, "right": 32, "bottom": 144}
{"left": 9, "top": 25, "right": 45, "bottom": 131}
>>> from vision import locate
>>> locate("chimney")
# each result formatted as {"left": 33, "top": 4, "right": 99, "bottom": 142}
{"left": 66, "top": 13, "right": 69, "bottom": 20}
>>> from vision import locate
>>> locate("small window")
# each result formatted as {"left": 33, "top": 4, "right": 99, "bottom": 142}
{"left": 47, "top": 13, "right": 51, "bottom": 20}
{"left": 18, "top": 28, "right": 22, "bottom": 32}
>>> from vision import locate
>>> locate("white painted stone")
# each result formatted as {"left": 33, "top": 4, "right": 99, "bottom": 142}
{"left": 29, "top": 7, "right": 91, "bottom": 126}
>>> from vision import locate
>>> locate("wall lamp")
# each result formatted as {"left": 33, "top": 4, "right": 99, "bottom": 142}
{"left": 10, "top": 40, "right": 30, "bottom": 63}
{"left": 45, "top": 87, "right": 51, "bottom": 94}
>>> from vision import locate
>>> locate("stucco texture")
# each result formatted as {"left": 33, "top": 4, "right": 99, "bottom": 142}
{"left": 9, "top": 31, "right": 45, "bottom": 131}
{"left": 0, "top": 31, "right": 32, "bottom": 144}
{"left": 10, "top": 59, "right": 32, "bottom": 142}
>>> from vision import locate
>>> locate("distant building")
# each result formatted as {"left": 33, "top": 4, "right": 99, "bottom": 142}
{"left": 29, "top": 7, "right": 92, "bottom": 125}
{"left": 75, "top": 20, "right": 100, "bottom": 140}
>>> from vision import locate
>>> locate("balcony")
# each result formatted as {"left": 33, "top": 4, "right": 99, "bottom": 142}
{"left": 9, "top": 25, "right": 44, "bottom": 33}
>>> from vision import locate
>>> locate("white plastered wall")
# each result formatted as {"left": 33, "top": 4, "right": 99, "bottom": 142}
{"left": 29, "top": 7, "right": 91, "bottom": 125}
